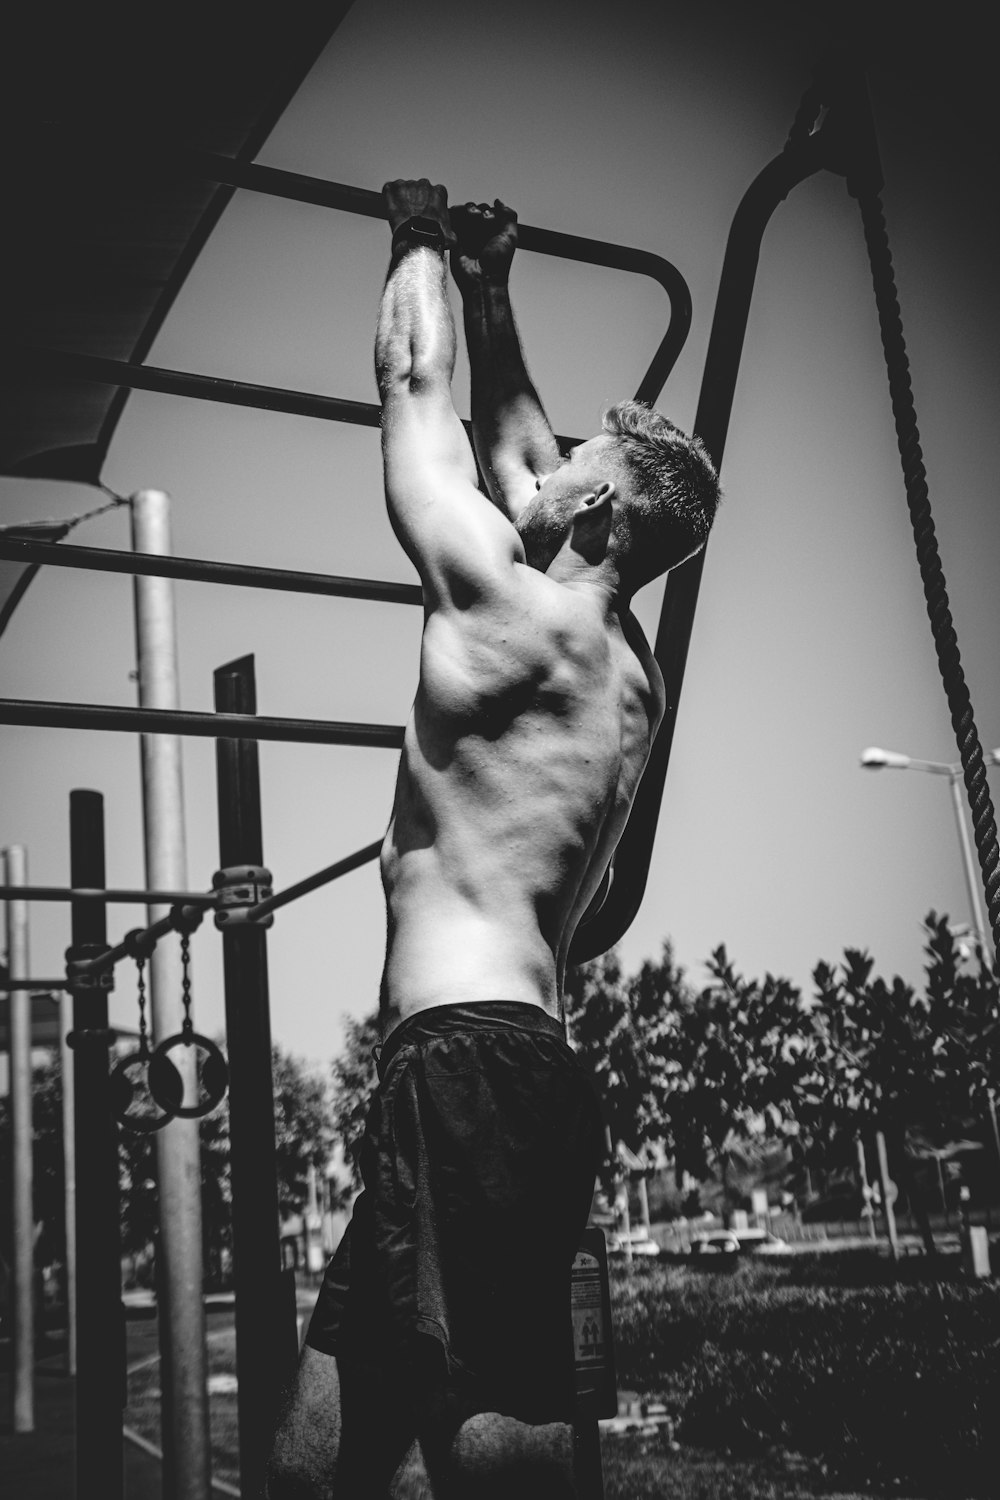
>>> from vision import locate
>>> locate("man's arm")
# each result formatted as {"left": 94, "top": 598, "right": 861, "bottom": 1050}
{"left": 376, "top": 181, "right": 522, "bottom": 604}
{"left": 451, "top": 201, "right": 562, "bottom": 522}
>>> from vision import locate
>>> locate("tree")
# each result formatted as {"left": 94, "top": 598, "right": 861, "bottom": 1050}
{"left": 0, "top": 1052, "right": 68, "bottom": 1270}
{"left": 193, "top": 1041, "right": 338, "bottom": 1270}
{"left": 657, "top": 950, "right": 813, "bottom": 1208}
{"left": 565, "top": 942, "right": 692, "bottom": 1155}
{"left": 804, "top": 913, "right": 1000, "bottom": 1251}
{"left": 329, "top": 1009, "right": 381, "bottom": 1187}
{"left": 271, "top": 1046, "right": 338, "bottom": 1217}
{"left": 1, "top": 1038, "right": 339, "bottom": 1285}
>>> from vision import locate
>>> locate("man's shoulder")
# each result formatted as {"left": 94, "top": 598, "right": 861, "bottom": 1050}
{"left": 619, "top": 608, "right": 666, "bottom": 723}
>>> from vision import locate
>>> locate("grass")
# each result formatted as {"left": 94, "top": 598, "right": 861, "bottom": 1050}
{"left": 126, "top": 1247, "right": 997, "bottom": 1497}
{"left": 126, "top": 1325, "right": 875, "bottom": 1499}
{"left": 608, "top": 1249, "right": 1000, "bottom": 1497}
{"left": 125, "top": 1328, "right": 241, "bottom": 1491}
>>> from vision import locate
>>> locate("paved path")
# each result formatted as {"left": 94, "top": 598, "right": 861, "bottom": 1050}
{"left": 0, "top": 1354, "right": 166, "bottom": 1500}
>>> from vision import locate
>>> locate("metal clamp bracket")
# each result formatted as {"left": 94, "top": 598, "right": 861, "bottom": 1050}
{"left": 67, "top": 1027, "right": 120, "bottom": 1048}
{"left": 212, "top": 865, "right": 274, "bottom": 928}
{"left": 65, "top": 942, "right": 115, "bottom": 991}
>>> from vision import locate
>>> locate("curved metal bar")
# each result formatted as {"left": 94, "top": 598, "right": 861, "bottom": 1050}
{"left": 0, "top": 534, "right": 423, "bottom": 606}
{"left": 160, "top": 150, "right": 693, "bottom": 400}
{"left": 0, "top": 697, "right": 405, "bottom": 748}
{"left": 10, "top": 152, "right": 691, "bottom": 421}
{"left": 571, "top": 132, "right": 831, "bottom": 963}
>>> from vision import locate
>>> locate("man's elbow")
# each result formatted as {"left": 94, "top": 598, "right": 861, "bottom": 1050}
{"left": 380, "top": 367, "right": 452, "bottom": 408}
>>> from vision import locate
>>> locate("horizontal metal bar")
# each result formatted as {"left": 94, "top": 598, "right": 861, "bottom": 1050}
{"left": 9, "top": 159, "right": 690, "bottom": 429}
{"left": 11, "top": 346, "right": 381, "bottom": 424}
{"left": 0, "top": 534, "right": 423, "bottom": 606}
{"left": 170, "top": 153, "right": 691, "bottom": 404}
{"left": 0, "top": 698, "right": 405, "bottom": 747}
{"left": 0, "top": 979, "right": 70, "bottom": 991}
{"left": 251, "top": 839, "right": 382, "bottom": 919}
{"left": 155, "top": 145, "right": 691, "bottom": 330}
{"left": 67, "top": 838, "right": 384, "bottom": 975}
{"left": 7, "top": 349, "right": 586, "bottom": 458}
{"left": 0, "top": 885, "right": 219, "bottom": 905}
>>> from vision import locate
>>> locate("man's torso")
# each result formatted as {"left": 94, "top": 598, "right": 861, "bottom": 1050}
{"left": 379, "top": 563, "right": 663, "bottom": 1033}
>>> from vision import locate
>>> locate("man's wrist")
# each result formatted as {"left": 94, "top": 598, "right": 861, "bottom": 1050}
{"left": 460, "top": 275, "right": 512, "bottom": 306}
{"left": 391, "top": 215, "right": 450, "bottom": 255}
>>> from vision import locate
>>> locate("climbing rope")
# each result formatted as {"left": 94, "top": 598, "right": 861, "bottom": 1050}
{"left": 778, "top": 66, "right": 1000, "bottom": 965}
{"left": 782, "top": 82, "right": 824, "bottom": 153}
{"left": 855, "top": 186, "right": 1000, "bottom": 962}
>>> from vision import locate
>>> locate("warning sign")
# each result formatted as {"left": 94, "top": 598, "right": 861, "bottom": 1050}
{"left": 571, "top": 1228, "right": 617, "bottom": 1416}
{"left": 571, "top": 1251, "right": 605, "bottom": 1365}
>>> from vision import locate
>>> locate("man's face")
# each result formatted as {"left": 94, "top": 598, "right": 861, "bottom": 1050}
{"left": 533, "top": 435, "right": 616, "bottom": 505}
{"left": 516, "top": 435, "right": 619, "bottom": 567}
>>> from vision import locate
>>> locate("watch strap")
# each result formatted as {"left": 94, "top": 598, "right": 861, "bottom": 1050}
{"left": 391, "top": 214, "right": 449, "bottom": 252}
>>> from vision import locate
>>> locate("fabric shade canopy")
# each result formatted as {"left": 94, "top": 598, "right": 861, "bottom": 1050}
{"left": 2, "top": 2, "right": 353, "bottom": 484}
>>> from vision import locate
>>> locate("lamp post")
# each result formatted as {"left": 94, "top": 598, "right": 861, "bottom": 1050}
{"left": 861, "top": 744, "right": 1000, "bottom": 1197}
{"left": 859, "top": 745, "right": 1000, "bottom": 959}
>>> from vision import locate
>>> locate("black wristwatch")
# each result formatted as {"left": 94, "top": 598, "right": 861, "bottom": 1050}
{"left": 391, "top": 215, "right": 448, "bottom": 253}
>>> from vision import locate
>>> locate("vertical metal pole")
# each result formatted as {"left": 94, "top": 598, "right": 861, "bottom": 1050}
{"left": 214, "top": 655, "right": 297, "bottom": 1499}
{"left": 68, "top": 789, "right": 124, "bottom": 1499}
{"left": 59, "top": 989, "right": 77, "bottom": 1376}
{"left": 5, "top": 844, "right": 34, "bottom": 1431}
{"left": 949, "top": 772, "right": 990, "bottom": 954}
{"left": 855, "top": 1136, "right": 876, "bottom": 1241}
{"left": 874, "top": 1129, "right": 899, "bottom": 1264}
{"left": 132, "top": 489, "right": 211, "bottom": 1500}
{"left": 946, "top": 772, "right": 1000, "bottom": 1190}
{"left": 573, "top": 1417, "right": 605, "bottom": 1499}
{"left": 636, "top": 1174, "right": 650, "bottom": 1232}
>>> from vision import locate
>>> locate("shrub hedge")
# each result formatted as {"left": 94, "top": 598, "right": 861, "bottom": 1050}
{"left": 609, "top": 1252, "right": 1000, "bottom": 1496}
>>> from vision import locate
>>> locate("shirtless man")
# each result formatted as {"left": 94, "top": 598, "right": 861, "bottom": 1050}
{"left": 267, "top": 181, "right": 719, "bottom": 1499}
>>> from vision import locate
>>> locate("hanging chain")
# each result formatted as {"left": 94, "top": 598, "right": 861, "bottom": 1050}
{"left": 136, "top": 956, "right": 150, "bottom": 1060}
{"left": 180, "top": 932, "right": 194, "bottom": 1040}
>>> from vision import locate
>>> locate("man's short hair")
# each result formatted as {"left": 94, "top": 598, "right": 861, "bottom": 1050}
{"left": 602, "top": 400, "right": 720, "bottom": 587}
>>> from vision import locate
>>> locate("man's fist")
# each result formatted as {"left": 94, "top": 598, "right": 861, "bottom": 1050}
{"left": 382, "top": 178, "right": 455, "bottom": 246}
{"left": 450, "top": 200, "right": 518, "bottom": 291}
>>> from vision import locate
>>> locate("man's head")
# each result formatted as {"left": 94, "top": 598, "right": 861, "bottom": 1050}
{"left": 517, "top": 401, "right": 720, "bottom": 593}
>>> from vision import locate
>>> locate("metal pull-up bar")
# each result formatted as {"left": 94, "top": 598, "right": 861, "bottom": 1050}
{"left": 2, "top": 165, "right": 697, "bottom": 957}
{"left": 8, "top": 153, "right": 692, "bottom": 433}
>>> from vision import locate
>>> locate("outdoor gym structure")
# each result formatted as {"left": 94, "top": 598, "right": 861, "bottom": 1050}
{"left": 3, "top": 26, "right": 999, "bottom": 1500}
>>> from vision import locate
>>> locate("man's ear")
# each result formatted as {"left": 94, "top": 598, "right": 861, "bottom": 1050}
{"left": 571, "top": 481, "right": 615, "bottom": 559}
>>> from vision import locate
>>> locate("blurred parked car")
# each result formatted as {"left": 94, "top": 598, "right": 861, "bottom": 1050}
{"left": 689, "top": 1227, "right": 789, "bottom": 1258}
{"left": 605, "top": 1227, "right": 660, "bottom": 1257}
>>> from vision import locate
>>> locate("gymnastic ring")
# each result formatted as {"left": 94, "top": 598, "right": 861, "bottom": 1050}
{"left": 110, "top": 1050, "right": 173, "bottom": 1134}
{"left": 147, "top": 1031, "right": 229, "bottom": 1120}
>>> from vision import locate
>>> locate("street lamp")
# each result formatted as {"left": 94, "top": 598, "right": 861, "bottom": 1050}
{"left": 859, "top": 745, "right": 999, "bottom": 958}
{"left": 862, "top": 746, "right": 1000, "bottom": 1210}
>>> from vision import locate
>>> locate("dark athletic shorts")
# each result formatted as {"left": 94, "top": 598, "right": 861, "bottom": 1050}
{"left": 305, "top": 1000, "right": 604, "bottom": 1424}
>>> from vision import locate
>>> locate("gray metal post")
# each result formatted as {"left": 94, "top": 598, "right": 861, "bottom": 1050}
{"left": 5, "top": 844, "right": 34, "bottom": 1431}
{"left": 874, "top": 1130, "right": 900, "bottom": 1264}
{"left": 214, "top": 655, "right": 298, "bottom": 1499}
{"left": 59, "top": 988, "right": 77, "bottom": 1375}
{"left": 68, "top": 789, "right": 124, "bottom": 1498}
{"left": 132, "top": 488, "right": 211, "bottom": 1500}
{"left": 855, "top": 1136, "right": 876, "bottom": 1242}
{"left": 948, "top": 771, "right": 991, "bottom": 955}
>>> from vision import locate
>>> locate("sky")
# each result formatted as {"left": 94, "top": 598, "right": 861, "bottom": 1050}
{"left": 2, "top": 0, "right": 998, "bottom": 1071}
